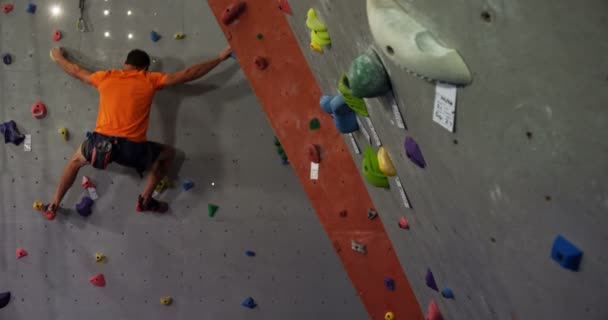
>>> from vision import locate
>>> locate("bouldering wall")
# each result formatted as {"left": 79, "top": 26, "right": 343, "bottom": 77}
{"left": 0, "top": 1, "right": 369, "bottom": 319}
{"left": 281, "top": 0, "right": 608, "bottom": 319}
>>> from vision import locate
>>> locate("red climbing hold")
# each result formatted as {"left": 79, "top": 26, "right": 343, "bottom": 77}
{"left": 254, "top": 56, "right": 268, "bottom": 70}
{"left": 81, "top": 176, "right": 95, "bottom": 189}
{"left": 52, "top": 29, "right": 62, "bottom": 42}
{"left": 221, "top": 1, "right": 246, "bottom": 25}
{"left": 1, "top": 4, "right": 13, "bottom": 13}
{"left": 307, "top": 144, "right": 320, "bottom": 163}
{"left": 278, "top": 0, "right": 292, "bottom": 15}
{"left": 398, "top": 216, "right": 409, "bottom": 229}
{"left": 426, "top": 300, "right": 443, "bottom": 320}
{"left": 89, "top": 274, "right": 106, "bottom": 287}
{"left": 31, "top": 102, "right": 46, "bottom": 119}
{"left": 16, "top": 248, "right": 28, "bottom": 259}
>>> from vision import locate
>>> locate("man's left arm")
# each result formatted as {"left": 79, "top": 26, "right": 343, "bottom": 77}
{"left": 51, "top": 47, "right": 94, "bottom": 85}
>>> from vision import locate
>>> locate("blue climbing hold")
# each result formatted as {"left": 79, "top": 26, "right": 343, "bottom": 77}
{"left": 425, "top": 268, "right": 438, "bottom": 291}
{"left": 26, "top": 3, "right": 36, "bottom": 14}
{"left": 2, "top": 53, "right": 11, "bottom": 65}
{"left": 229, "top": 52, "right": 236, "bottom": 59}
{"left": 551, "top": 235, "right": 583, "bottom": 271}
{"left": 0, "top": 120, "right": 25, "bottom": 145}
{"left": 384, "top": 277, "right": 395, "bottom": 291}
{"left": 0, "top": 291, "right": 10, "bottom": 309}
{"left": 242, "top": 297, "right": 257, "bottom": 309}
{"left": 76, "top": 196, "right": 94, "bottom": 217}
{"left": 150, "top": 31, "right": 161, "bottom": 42}
{"left": 319, "top": 94, "right": 358, "bottom": 133}
{"left": 441, "top": 288, "right": 454, "bottom": 299}
{"left": 281, "top": 158, "right": 289, "bottom": 165}
{"left": 183, "top": 180, "right": 194, "bottom": 191}
{"left": 245, "top": 250, "right": 256, "bottom": 257}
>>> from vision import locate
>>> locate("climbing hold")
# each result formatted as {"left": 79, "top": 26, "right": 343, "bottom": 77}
{"left": 310, "top": 30, "right": 331, "bottom": 46}
{"left": 309, "top": 118, "right": 321, "bottom": 130}
{"left": 404, "top": 137, "right": 426, "bottom": 168}
{"left": 81, "top": 176, "right": 95, "bottom": 189}
{"left": 0, "top": 291, "right": 10, "bottom": 309}
{"left": 384, "top": 277, "right": 395, "bottom": 291}
{"left": 362, "top": 146, "right": 389, "bottom": 188}
{"left": 339, "top": 210, "right": 348, "bottom": 218}
{"left": 95, "top": 252, "right": 106, "bottom": 264}
{"left": 310, "top": 41, "right": 323, "bottom": 53}
{"left": 338, "top": 74, "right": 369, "bottom": 116}
{"left": 150, "top": 31, "right": 161, "bottom": 42}
{"left": 16, "top": 248, "right": 28, "bottom": 259}
{"left": 0, "top": 120, "right": 25, "bottom": 145}
{"left": 182, "top": 179, "right": 194, "bottom": 191}
{"left": 377, "top": 146, "right": 396, "bottom": 176}
{"left": 319, "top": 94, "right": 359, "bottom": 133}
{"left": 306, "top": 8, "right": 327, "bottom": 31}
{"left": 89, "top": 274, "right": 106, "bottom": 287}
{"left": 398, "top": 216, "right": 409, "bottom": 229}
{"left": 256, "top": 33, "right": 264, "bottom": 39}
{"left": 76, "top": 196, "right": 94, "bottom": 217}
{"left": 32, "top": 201, "right": 43, "bottom": 211}
{"left": 26, "top": 3, "right": 36, "bottom": 13}
{"left": 385, "top": 311, "right": 395, "bottom": 320}
{"left": 40, "top": 204, "right": 57, "bottom": 220}
{"left": 31, "top": 102, "right": 47, "bottom": 119}
{"left": 160, "top": 296, "right": 173, "bottom": 305}
{"left": 367, "top": 0, "right": 471, "bottom": 85}
{"left": 426, "top": 299, "right": 444, "bottom": 320}
{"left": 52, "top": 29, "right": 62, "bottom": 42}
{"left": 273, "top": 136, "right": 281, "bottom": 146}
{"left": 425, "top": 269, "right": 439, "bottom": 291}
{"left": 208, "top": 203, "right": 219, "bottom": 217}
{"left": 222, "top": 1, "right": 246, "bottom": 25}
{"left": 368, "top": 208, "right": 378, "bottom": 220}
{"left": 351, "top": 240, "right": 366, "bottom": 254}
{"left": 1, "top": 4, "right": 13, "bottom": 13}
{"left": 242, "top": 297, "right": 257, "bottom": 309}
{"left": 348, "top": 48, "right": 391, "bottom": 98}
{"left": 58, "top": 127, "right": 69, "bottom": 140}
{"left": 278, "top": 0, "right": 292, "bottom": 15}
{"left": 245, "top": 250, "right": 256, "bottom": 257}
{"left": 441, "top": 288, "right": 454, "bottom": 299}
{"left": 2, "top": 53, "right": 11, "bottom": 65}
{"left": 156, "top": 176, "right": 171, "bottom": 193}
{"left": 254, "top": 56, "right": 268, "bottom": 70}
{"left": 174, "top": 33, "right": 185, "bottom": 40}
{"left": 307, "top": 144, "right": 320, "bottom": 163}
{"left": 551, "top": 235, "right": 583, "bottom": 271}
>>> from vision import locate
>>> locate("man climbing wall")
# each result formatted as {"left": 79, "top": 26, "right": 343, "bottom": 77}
{"left": 41, "top": 45, "right": 233, "bottom": 220}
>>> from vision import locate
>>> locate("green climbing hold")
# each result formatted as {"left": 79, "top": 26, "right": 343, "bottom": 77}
{"left": 257, "top": 33, "right": 264, "bottom": 39}
{"left": 309, "top": 118, "right": 321, "bottom": 130}
{"left": 208, "top": 203, "right": 219, "bottom": 217}
{"left": 348, "top": 48, "right": 391, "bottom": 98}
{"left": 362, "top": 146, "right": 389, "bottom": 188}
{"left": 306, "top": 8, "right": 327, "bottom": 32}
{"left": 273, "top": 136, "right": 281, "bottom": 146}
{"left": 338, "top": 74, "right": 369, "bottom": 116}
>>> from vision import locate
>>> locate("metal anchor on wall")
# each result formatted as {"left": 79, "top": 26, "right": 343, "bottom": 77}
{"left": 77, "top": 0, "right": 87, "bottom": 32}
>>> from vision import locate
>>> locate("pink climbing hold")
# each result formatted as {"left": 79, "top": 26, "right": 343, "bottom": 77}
{"left": 426, "top": 300, "right": 443, "bottom": 320}
{"left": 31, "top": 102, "right": 47, "bottom": 119}
{"left": 278, "top": 0, "right": 292, "bottom": 15}
{"left": 1, "top": 4, "right": 13, "bottom": 14}
{"left": 398, "top": 216, "right": 409, "bottom": 229}
{"left": 89, "top": 274, "right": 106, "bottom": 287}
{"left": 81, "top": 176, "right": 95, "bottom": 189}
{"left": 52, "top": 29, "right": 62, "bottom": 42}
{"left": 16, "top": 248, "right": 28, "bottom": 259}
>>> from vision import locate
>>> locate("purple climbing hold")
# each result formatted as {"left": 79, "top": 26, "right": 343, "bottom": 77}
{"left": 0, "top": 120, "right": 25, "bottom": 145}
{"left": 425, "top": 268, "right": 438, "bottom": 291}
{"left": 76, "top": 196, "right": 94, "bottom": 217}
{"left": 0, "top": 291, "right": 10, "bottom": 309}
{"left": 2, "top": 53, "right": 11, "bottom": 65}
{"left": 405, "top": 137, "right": 426, "bottom": 168}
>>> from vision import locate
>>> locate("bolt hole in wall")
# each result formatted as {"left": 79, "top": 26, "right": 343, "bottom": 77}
{"left": 481, "top": 10, "right": 492, "bottom": 22}
{"left": 386, "top": 45, "right": 394, "bottom": 55}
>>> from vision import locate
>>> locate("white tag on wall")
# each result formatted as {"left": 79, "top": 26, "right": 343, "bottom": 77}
{"left": 310, "top": 162, "right": 319, "bottom": 180}
{"left": 349, "top": 133, "right": 361, "bottom": 154}
{"left": 365, "top": 118, "right": 382, "bottom": 146}
{"left": 395, "top": 176, "right": 411, "bottom": 209}
{"left": 356, "top": 118, "right": 371, "bottom": 145}
{"left": 386, "top": 92, "right": 405, "bottom": 129}
{"left": 87, "top": 187, "right": 99, "bottom": 200}
{"left": 433, "top": 83, "right": 457, "bottom": 132}
{"left": 24, "top": 134, "right": 31, "bottom": 152}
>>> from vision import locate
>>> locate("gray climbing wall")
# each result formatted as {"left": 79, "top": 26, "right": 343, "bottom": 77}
{"left": 0, "top": 1, "right": 369, "bottom": 319}
{"left": 286, "top": 0, "right": 608, "bottom": 319}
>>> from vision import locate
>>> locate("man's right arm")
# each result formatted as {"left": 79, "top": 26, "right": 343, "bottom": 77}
{"left": 162, "top": 45, "right": 232, "bottom": 88}
{"left": 51, "top": 47, "right": 94, "bottom": 85}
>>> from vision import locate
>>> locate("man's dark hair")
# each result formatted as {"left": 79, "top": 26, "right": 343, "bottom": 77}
{"left": 125, "top": 49, "right": 150, "bottom": 69}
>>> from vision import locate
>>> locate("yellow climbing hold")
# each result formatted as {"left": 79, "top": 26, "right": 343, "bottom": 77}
{"left": 306, "top": 8, "right": 327, "bottom": 31}
{"left": 95, "top": 252, "right": 106, "bottom": 264}
{"left": 58, "top": 127, "right": 69, "bottom": 140}
{"left": 174, "top": 33, "right": 185, "bottom": 40}
{"left": 33, "top": 201, "right": 43, "bottom": 211}
{"left": 377, "top": 147, "right": 396, "bottom": 176}
{"left": 385, "top": 311, "right": 395, "bottom": 320}
{"left": 310, "top": 41, "right": 323, "bottom": 53}
{"left": 155, "top": 176, "right": 171, "bottom": 193}
{"left": 160, "top": 296, "right": 173, "bottom": 305}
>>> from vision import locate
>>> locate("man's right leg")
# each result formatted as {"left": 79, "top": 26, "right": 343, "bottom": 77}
{"left": 43, "top": 147, "right": 88, "bottom": 219}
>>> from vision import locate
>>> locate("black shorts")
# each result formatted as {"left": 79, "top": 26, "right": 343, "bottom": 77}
{"left": 81, "top": 132, "right": 162, "bottom": 173}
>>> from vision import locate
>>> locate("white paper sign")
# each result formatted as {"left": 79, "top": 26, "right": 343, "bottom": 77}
{"left": 87, "top": 187, "right": 99, "bottom": 200}
{"left": 395, "top": 177, "right": 411, "bottom": 209}
{"left": 433, "top": 83, "right": 457, "bottom": 132}
{"left": 349, "top": 133, "right": 361, "bottom": 154}
{"left": 310, "top": 162, "right": 319, "bottom": 180}
{"left": 356, "top": 118, "right": 371, "bottom": 145}
{"left": 24, "top": 134, "right": 31, "bottom": 152}
{"left": 365, "top": 118, "right": 382, "bottom": 147}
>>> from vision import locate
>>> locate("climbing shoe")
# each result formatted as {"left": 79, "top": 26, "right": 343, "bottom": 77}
{"left": 136, "top": 195, "right": 168, "bottom": 213}
{"left": 41, "top": 204, "right": 57, "bottom": 220}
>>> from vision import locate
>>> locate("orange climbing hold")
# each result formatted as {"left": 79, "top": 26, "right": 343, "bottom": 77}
{"left": 89, "top": 274, "right": 106, "bottom": 287}
{"left": 221, "top": 1, "right": 246, "bottom": 25}
{"left": 426, "top": 300, "right": 443, "bottom": 320}
{"left": 16, "top": 248, "right": 28, "bottom": 259}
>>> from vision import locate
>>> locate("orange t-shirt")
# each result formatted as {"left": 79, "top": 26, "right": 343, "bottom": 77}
{"left": 90, "top": 70, "right": 168, "bottom": 142}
